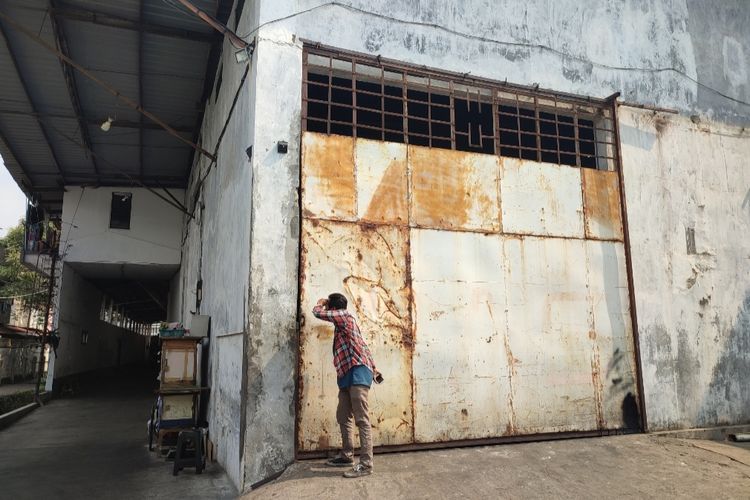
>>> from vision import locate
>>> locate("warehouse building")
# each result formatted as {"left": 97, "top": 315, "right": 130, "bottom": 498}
{"left": 0, "top": 0, "right": 748, "bottom": 492}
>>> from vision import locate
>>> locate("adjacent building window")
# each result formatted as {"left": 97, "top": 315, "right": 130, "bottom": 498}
{"left": 110, "top": 192, "right": 132, "bottom": 230}
{"left": 303, "top": 47, "right": 618, "bottom": 171}
{"left": 81, "top": 329, "right": 89, "bottom": 345}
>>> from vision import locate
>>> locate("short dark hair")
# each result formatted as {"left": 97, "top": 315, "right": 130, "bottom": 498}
{"left": 327, "top": 293, "right": 347, "bottom": 310}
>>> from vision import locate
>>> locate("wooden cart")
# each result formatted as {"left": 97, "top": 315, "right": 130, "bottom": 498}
{"left": 149, "top": 336, "right": 204, "bottom": 454}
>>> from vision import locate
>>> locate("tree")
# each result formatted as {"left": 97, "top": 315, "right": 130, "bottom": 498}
{"left": 0, "top": 220, "right": 49, "bottom": 317}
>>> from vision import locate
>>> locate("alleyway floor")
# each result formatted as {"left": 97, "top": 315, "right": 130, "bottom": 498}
{"left": 245, "top": 434, "right": 750, "bottom": 499}
{"left": 0, "top": 366, "right": 236, "bottom": 500}
{"left": 2, "top": 367, "right": 749, "bottom": 500}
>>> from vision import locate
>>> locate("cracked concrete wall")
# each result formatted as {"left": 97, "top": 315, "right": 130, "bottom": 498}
{"left": 176, "top": 0, "right": 749, "bottom": 489}
{"left": 620, "top": 107, "right": 750, "bottom": 430}
{"left": 233, "top": 0, "right": 750, "bottom": 486}
{"left": 259, "top": 0, "right": 748, "bottom": 126}
{"left": 240, "top": 37, "right": 300, "bottom": 487}
{"left": 167, "top": 2, "right": 261, "bottom": 491}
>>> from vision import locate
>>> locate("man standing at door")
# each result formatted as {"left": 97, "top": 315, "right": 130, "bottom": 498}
{"left": 313, "top": 293, "right": 378, "bottom": 478}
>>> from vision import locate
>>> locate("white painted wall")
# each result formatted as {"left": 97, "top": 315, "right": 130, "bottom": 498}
{"left": 60, "top": 187, "right": 183, "bottom": 266}
{"left": 53, "top": 264, "right": 148, "bottom": 379}
{"left": 620, "top": 107, "right": 750, "bottom": 430}
{"left": 257, "top": 0, "right": 748, "bottom": 124}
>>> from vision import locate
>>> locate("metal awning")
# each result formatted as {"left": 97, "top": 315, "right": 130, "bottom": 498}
{"left": 0, "top": 0, "right": 232, "bottom": 214}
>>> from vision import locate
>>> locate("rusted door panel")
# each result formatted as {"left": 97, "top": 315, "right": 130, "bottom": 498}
{"left": 301, "top": 132, "right": 356, "bottom": 220}
{"left": 409, "top": 145, "right": 501, "bottom": 232}
{"left": 503, "top": 236, "right": 600, "bottom": 433}
{"left": 582, "top": 169, "right": 624, "bottom": 241}
{"left": 411, "top": 229, "right": 512, "bottom": 442}
{"left": 355, "top": 139, "right": 409, "bottom": 225}
{"left": 298, "top": 218, "right": 413, "bottom": 451}
{"left": 297, "top": 131, "right": 640, "bottom": 450}
{"left": 585, "top": 240, "right": 639, "bottom": 428}
{"left": 501, "top": 158, "right": 584, "bottom": 238}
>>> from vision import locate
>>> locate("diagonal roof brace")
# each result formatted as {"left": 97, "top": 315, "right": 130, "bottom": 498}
{"left": 173, "top": 0, "right": 251, "bottom": 50}
{"left": 0, "top": 8, "right": 217, "bottom": 163}
{"left": 49, "top": 0, "right": 101, "bottom": 179}
{"left": 51, "top": 6, "right": 215, "bottom": 42}
{"left": 0, "top": 16, "right": 67, "bottom": 183}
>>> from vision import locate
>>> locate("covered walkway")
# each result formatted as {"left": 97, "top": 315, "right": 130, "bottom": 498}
{"left": 0, "top": 365, "right": 235, "bottom": 499}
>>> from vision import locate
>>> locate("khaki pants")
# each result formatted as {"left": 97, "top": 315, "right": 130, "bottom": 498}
{"left": 336, "top": 385, "right": 373, "bottom": 468}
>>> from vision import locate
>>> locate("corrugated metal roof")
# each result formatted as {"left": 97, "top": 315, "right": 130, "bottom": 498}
{"left": 0, "top": 0, "right": 230, "bottom": 213}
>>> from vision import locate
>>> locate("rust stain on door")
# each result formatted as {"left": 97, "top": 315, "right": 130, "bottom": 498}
{"left": 582, "top": 168, "right": 624, "bottom": 241}
{"left": 302, "top": 132, "right": 356, "bottom": 220}
{"left": 297, "top": 218, "right": 413, "bottom": 451}
{"left": 356, "top": 140, "right": 408, "bottom": 225}
{"left": 409, "top": 145, "right": 501, "bottom": 232}
{"left": 297, "top": 131, "right": 640, "bottom": 451}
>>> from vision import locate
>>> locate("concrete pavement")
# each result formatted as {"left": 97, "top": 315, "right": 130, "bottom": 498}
{"left": 244, "top": 434, "right": 750, "bottom": 499}
{"left": 0, "top": 366, "right": 236, "bottom": 500}
{"left": 2, "top": 366, "right": 749, "bottom": 499}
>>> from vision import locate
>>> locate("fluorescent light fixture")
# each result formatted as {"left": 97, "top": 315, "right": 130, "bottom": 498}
{"left": 100, "top": 117, "right": 114, "bottom": 132}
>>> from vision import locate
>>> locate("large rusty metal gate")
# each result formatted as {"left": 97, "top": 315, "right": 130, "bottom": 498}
{"left": 296, "top": 48, "right": 640, "bottom": 453}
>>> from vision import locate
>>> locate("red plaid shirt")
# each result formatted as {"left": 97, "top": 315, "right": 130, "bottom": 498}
{"left": 312, "top": 305, "right": 376, "bottom": 378}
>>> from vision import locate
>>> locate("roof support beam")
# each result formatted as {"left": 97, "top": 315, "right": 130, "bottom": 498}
{"left": 49, "top": 1, "right": 101, "bottom": 180}
{"left": 0, "top": 19, "right": 67, "bottom": 184}
{"left": 0, "top": 9, "right": 217, "bottom": 162}
{"left": 138, "top": 0, "right": 144, "bottom": 181}
{"left": 51, "top": 6, "right": 215, "bottom": 42}
{"left": 0, "top": 109, "right": 193, "bottom": 133}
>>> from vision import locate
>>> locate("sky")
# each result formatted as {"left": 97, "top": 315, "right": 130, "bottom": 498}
{"left": 0, "top": 157, "right": 28, "bottom": 237}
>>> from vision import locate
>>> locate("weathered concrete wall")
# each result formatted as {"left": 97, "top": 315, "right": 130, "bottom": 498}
{"left": 620, "top": 107, "right": 750, "bottom": 430}
{"left": 178, "top": 0, "right": 749, "bottom": 489}
{"left": 259, "top": 0, "right": 748, "bottom": 125}
{"left": 166, "top": 1, "right": 267, "bottom": 491}
{"left": 209, "top": 332, "right": 244, "bottom": 488}
{"left": 240, "top": 32, "right": 300, "bottom": 487}
{"left": 60, "top": 187, "right": 183, "bottom": 266}
{"left": 52, "top": 264, "right": 147, "bottom": 379}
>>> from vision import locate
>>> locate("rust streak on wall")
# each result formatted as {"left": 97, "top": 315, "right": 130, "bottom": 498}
{"left": 409, "top": 145, "right": 500, "bottom": 232}
{"left": 356, "top": 140, "right": 409, "bottom": 225}
{"left": 489, "top": 300, "right": 517, "bottom": 435}
{"left": 298, "top": 131, "right": 639, "bottom": 452}
{"left": 302, "top": 133, "right": 356, "bottom": 219}
{"left": 590, "top": 340, "right": 605, "bottom": 429}
{"left": 410, "top": 146, "right": 471, "bottom": 229}
{"left": 582, "top": 168, "right": 624, "bottom": 241}
{"left": 363, "top": 159, "right": 408, "bottom": 224}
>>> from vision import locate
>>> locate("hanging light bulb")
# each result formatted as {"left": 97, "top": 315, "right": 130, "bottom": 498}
{"left": 100, "top": 117, "right": 114, "bottom": 132}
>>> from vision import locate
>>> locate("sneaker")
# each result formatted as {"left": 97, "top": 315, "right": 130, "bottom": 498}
{"left": 325, "top": 456, "right": 354, "bottom": 467}
{"left": 343, "top": 463, "right": 373, "bottom": 478}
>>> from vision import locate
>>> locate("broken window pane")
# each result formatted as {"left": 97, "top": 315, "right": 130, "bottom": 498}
{"left": 303, "top": 50, "right": 618, "bottom": 171}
